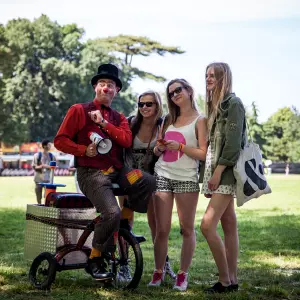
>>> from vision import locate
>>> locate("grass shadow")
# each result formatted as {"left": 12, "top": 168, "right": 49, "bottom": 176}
{"left": 238, "top": 211, "right": 300, "bottom": 255}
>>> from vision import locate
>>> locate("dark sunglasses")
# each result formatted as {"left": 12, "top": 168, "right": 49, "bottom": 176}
{"left": 168, "top": 86, "right": 185, "bottom": 99}
{"left": 138, "top": 102, "right": 155, "bottom": 108}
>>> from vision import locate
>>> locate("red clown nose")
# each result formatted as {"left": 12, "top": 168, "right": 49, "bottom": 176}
{"left": 103, "top": 87, "right": 109, "bottom": 93}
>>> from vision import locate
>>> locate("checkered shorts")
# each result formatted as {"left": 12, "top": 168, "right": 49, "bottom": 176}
{"left": 155, "top": 173, "right": 200, "bottom": 193}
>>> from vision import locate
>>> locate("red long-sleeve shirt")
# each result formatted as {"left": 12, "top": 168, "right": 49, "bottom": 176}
{"left": 54, "top": 99, "right": 132, "bottom": 157}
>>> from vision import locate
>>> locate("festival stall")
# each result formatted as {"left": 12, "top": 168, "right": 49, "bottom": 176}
{"left": 0, "top": 142, "right": 73, "bottom": 176}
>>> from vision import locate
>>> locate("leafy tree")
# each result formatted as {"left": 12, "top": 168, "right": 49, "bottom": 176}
{"left": 96, "top": 35, "right": 185, "bottom": 114}
{"left": 0, "top": 22, "right": 27, "bottom": 144}
{"left": 197, "top": 94, "right": 205, "bottom": 113}
{"left": 97, "top": 34, "right": 184, "bottom": 68}
{"left": 0, "top": 19, "right": 184, "bottom": 144}
{"left": 286, "top": 106, "right": 300, "bottom": 161}
{"left": 262, "top": 107, "right": 297, "bottom": 161}
{"left": 0, "top": 15, "right": 105, "bottom": 143}
{"left": 246, "top": 102, "right": 267, "bottom": 157}
{"left": 0, "top": 15, "right": 109, "bottom": 142}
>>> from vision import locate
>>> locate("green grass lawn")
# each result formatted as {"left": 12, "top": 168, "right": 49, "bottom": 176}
{"left": 0, "top": 175, "right": 300, "bottom": 299}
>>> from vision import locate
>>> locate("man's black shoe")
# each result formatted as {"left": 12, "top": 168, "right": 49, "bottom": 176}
{"left": 85, "top": 257, "right": 114, "bottom": 281}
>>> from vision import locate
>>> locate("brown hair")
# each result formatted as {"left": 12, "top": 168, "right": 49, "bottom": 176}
{"left": 164, "top": 78, "right": 198, "bottom": 131}
{"left": 130, "top": 90, "right": 163, "bottom": 138}
{"left": 130, "top": 91, "right": 163, "bottom": 172}
{"left": 205, "top": 62, "right": 232, "bottom": 130}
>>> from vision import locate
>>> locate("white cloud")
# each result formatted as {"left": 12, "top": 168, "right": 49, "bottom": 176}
{"left": 1, "top": 0, "right": 300, "bottom": 26}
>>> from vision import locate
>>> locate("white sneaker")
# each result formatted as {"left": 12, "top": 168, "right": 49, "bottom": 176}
{"left": 173, "top": 272, "right": 188, "bottom": 292}
{"left": 148, "top": 270, "right": 165, "bottom": 287}
{"left": 117, "top": 265, "right": 132, "bottom": 283}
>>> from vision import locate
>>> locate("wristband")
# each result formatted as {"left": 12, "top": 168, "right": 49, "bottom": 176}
{"left": 98, "top": 118, "right": 105, "bottom": 127}
{"left": 156, "top": 147, "right": 163, "bottom": 153}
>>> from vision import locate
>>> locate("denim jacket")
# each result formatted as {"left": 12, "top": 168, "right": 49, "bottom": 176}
{"left": 208, "top": 93, "right": 246, "bottom": 185}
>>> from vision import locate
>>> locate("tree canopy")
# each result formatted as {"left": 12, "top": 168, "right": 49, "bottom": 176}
{"left": 0, "top": 15, "right": 184, "bottom": 144}
{"left": 262, "top": 107, "right": 300, "bottom": 162}
{"left": 0, "top": 16, "right": 299, "bottom": 162}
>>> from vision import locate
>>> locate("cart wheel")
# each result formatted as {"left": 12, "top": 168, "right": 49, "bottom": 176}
{"left": 29, "top": 252, "right": 57, "bottom": 290}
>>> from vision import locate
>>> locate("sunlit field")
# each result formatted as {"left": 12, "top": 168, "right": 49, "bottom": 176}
{"left": 0, "top": 174, "right": 299, "bottom": 300}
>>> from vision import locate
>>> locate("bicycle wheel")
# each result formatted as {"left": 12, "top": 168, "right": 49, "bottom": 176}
{"left": 29, "top": 252, "right": 57, "bottom": 290}
{"left": 111, "top": 228, "right": 143, "bottom": 289}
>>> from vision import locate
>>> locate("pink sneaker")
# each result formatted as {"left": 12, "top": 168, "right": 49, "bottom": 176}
{"left": 148, "top": 270, "right": 165, "bottom": 287}
{"left": 173, "top": 272, "right": 188, "bottom": 291}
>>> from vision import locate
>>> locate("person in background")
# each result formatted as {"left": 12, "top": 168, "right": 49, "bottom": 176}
{"left": 285, "top": 163, "right": 289, "bottom": 175}
{"left": 32, "top": 139, "right": 56, "bottom": 204}
{"left": 148, "top": 79, "right": 208, "bottom": 291}
{"left": 54, "top": 63, "right": 156, "bottom": 281}
{"left": 68, "top": 155, "right": 82, "bottom": 193}
{"left": 0, "top": 154, "right": 4, "bottom": 176}
{"left": 200, "top": 62, "right": 245, "bottom": 293}
{"left": 122, "top": 90, "right": 176, "bottom": 280}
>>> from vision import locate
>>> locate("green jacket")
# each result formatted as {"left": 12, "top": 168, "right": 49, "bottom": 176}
{"left": 208, "top": 93, "right": 246, "bottom": 185}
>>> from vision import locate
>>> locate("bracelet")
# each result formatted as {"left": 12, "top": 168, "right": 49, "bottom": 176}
{"left": 156, "top": 146, "right": 163, "bottom": 153}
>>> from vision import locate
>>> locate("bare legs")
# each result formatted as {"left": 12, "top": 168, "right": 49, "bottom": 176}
{"left": 175, "top": 192, "right": 198, "bottom": 272}
{"left": 221, "top": 200, "right": 238, "bottom": 285}
{"left": 200, "top": 194, "right": 238, "bottom": 286}
{"left": 147, "top": 195, "right": 156, "bottom": 243}
{"left": 153, "top": 192, "right": 173, "bottom": 271}
{"left": 154, "top": 192, "right": 198, "bottom": 272}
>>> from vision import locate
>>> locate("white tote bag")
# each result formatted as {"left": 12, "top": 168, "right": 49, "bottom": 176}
{"left": 234, "top": 135, "right": 272, "bottom": 207}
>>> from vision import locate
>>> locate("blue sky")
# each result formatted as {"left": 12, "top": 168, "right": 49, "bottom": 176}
{"left": 1, "top": 0, "right": 300, "bottom": 121}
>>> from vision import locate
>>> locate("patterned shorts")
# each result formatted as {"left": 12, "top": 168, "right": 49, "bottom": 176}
{"left": 155, "top": 173, "right": 200, "bottom": 193}
{"left": 201, "top": 145, "right": 236, "bottom": 196}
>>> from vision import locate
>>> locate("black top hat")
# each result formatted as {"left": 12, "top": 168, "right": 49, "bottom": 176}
{"left": 91, "top": 63, "right": 122, "bottom": 90}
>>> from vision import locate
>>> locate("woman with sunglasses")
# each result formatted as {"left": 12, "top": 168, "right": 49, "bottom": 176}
{"left": 148, "top": 79, "right": 208, "bottom": 291}
{"left": 200, "top": 62, "right": 245, "bottom": 293}
{"left": 121, "top": 90, "right": 176, "bottom": 280}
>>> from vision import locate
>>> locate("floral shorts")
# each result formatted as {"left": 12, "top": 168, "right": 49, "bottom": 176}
{"left": 201, "top": 145, "right": 236, "bottom": 196}
{"left": 155, "top": 173, "right": 200, "bottom": 193}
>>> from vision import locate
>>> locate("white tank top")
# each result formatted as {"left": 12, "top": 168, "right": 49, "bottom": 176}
{"left": 155, "top": 117, "right": 200, "bottom": 182}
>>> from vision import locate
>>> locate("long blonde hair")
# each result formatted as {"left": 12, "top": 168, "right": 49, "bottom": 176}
{"left": 205, "top": 62, "right": 232, "bottom": 130}
{"left": 165, "top": 78, "right": 198, "bottom": 129}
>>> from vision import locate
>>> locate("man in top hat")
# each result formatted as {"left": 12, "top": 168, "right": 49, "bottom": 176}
{"left": 54, "top": 63, "right": 156, "bottom": 281}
